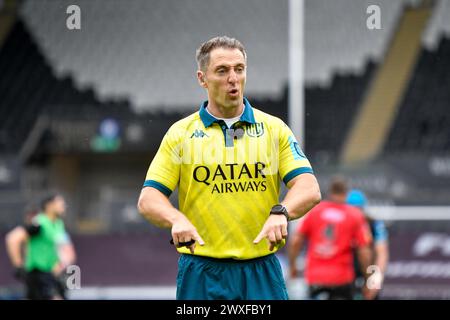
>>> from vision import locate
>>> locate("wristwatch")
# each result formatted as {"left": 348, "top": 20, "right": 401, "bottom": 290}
{"left": 270, "top": 204, "right": 290, "bottom": 221}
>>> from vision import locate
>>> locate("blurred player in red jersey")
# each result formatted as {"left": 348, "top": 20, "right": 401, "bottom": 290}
{"left": 288, "top": 176, "right": 373, "bottom": 300}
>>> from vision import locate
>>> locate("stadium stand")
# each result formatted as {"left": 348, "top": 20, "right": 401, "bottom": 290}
{"left": 19, "top": 0, "right": 289, "bottom": 110}
{"left": 385, "top": 36, "right": 450, "bottom": 154}
{"left": 19, "top": 0, "right": 405, "bottom": 111}
{"left": 0, "top": 19, "right": 104, "bottom": 153}
{"left": 305, "top": 61, "right": 377, "bottom": 160}
{"left": 341, "top": 3, "right": 434, "bottom": 164}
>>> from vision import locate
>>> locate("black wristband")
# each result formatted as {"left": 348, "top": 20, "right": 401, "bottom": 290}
{"left": 270, "top": 204, "right": 290, "bottom": 221}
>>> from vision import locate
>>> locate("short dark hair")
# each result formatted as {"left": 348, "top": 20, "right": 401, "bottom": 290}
{"left": 40, "top": 192, "right": 61, "bottom": 211}
{"left": 329, "top": 176, "right": 349, "bottom": 195}
{"left": 196, "top": 36, "right": 247, "bottom": 71}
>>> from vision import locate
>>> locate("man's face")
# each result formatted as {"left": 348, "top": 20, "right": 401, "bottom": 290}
{"left": 50, "top": 196, "right": 67, "bottom": 217}
{"left": 198, "top": 48, "right": 246, "bottom": 110}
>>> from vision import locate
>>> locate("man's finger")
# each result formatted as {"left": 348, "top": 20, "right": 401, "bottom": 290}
{"left": 188, "top": 243, "right": 196, "bottom": 254}
{"left": 253, "top": 230, "right": 265, "bottom": 244}
{"left": 193, "top": 232, "right": 205, "bottom": 246}
{"left": 269, "top": 242, "right": 275, "bottom": 251}
{"left": 268, "top": 231, "right": 276, "bottom": 244}
{"left": 282, "top": 224, "right": 288, "bottom": 238}
{"left": 179, "top": 240, "right": 196, "bottom": 247}
{"left": 170, "top": 238, "right": 196, "bottom": 248}
{"left": 275, "top": 229, "right": 283, "bottom": 243}
{"left": 179, "top": 235, "right": 188, "bottom": 244}
{"left": 172, "top": 235, "right": 180, "bottom": 247}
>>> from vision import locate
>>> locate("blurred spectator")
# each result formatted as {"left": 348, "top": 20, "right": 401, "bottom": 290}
{"left": 347, "top": 189, "right": 389, "bottom": 300}
{"left": 4, "top": 193, "right": 76, "bottom": 300}
{"left": 288, "top": 176, "right": 373, "bottom": 300}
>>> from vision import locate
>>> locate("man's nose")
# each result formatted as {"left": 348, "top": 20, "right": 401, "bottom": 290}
{"left": 228, "top": 70, "right": 238, "bottom": 83}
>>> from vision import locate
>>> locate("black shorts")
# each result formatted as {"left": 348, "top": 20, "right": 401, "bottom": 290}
{"left": 25, "top": 269, "right": 61, "bottom": 300}
{"left": 308, "top": 283, "right": 354, "bottom": 300}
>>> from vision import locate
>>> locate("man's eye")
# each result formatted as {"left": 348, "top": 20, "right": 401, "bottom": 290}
{"left": 217, "top": 69, "right": 226, "bottom": 74}
{"left": 236, "top": 67, "right": 244, "bottom": 73}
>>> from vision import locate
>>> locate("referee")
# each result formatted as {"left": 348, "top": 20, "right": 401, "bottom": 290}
{"left": 5, "top": 193, "right": 75, "bottom": 300}
{"left": 138, "top": 36, "right": 321, "bottom": 300}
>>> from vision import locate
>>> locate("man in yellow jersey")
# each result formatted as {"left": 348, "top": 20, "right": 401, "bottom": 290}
{"left": 137, "top": 36, "right": 321, "bottom": 300}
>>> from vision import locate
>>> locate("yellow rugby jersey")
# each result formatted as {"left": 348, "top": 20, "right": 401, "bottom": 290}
{"left": 144, "top": 98, "right": 314, "bottom": 259}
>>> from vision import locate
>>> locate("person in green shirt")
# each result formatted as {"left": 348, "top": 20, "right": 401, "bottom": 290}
{"left": 5, "top": 193, "right": 76, "bottom": 300}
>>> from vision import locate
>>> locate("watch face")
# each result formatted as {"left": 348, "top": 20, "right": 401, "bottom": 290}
{"left": 272, "top": 204, "right": 284, "bottom": 212}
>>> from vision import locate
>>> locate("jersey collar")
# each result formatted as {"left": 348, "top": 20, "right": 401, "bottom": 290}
{"left": 199, "top": 97, "right": 256, "bottom": 128}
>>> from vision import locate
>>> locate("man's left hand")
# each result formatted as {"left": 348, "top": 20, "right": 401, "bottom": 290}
{"left": 253, "top": 214, "right": 288, "bottom": 251}
{"left": 52, "top": 263, "right": 65, "bottom": 277}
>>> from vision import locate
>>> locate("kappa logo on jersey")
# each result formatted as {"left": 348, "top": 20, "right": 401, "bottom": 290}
{"left": 190, "top": 129, "right": 209, "bottom": 138}
{"left": 246, "top": 122, "right": 264, "bottom": 137}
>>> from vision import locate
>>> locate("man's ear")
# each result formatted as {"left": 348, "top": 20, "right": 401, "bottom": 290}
{"left": 197, "top": 70, "right": 207, "bottom": 88}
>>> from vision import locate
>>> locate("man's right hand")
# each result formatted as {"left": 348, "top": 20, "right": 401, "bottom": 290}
{"left": 171, "top": 214, "right": 205, "bottom": 254}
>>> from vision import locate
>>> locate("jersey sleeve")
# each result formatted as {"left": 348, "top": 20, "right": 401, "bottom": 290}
{"left": 25, "top": 215, "right": 43, "bottom": 236}
{"left": 373, "top": 220, "right": 388, "bottom": 243}
{"left": 277, "top": 120, "right": 314, "bottom": 185}
{"left": 143, "top": 125, "right": 183, "bottom": 197}
{"left": 24, "top": 222, "right": 41, "bottom": 236}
